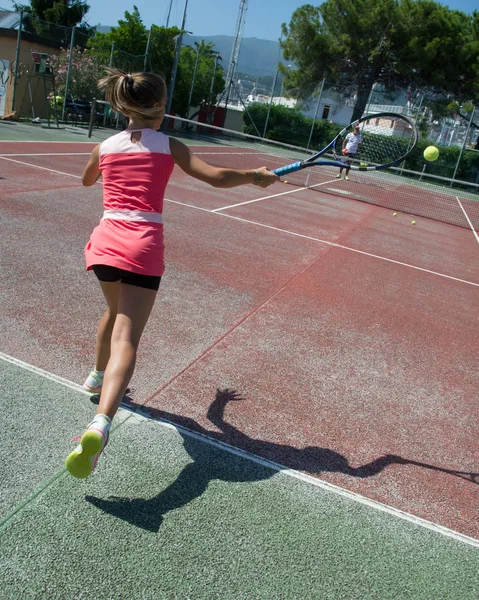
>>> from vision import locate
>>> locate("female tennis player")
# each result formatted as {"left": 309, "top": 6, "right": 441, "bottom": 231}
{"left": 65, "top": 68, "right": 278, "bottom": 479}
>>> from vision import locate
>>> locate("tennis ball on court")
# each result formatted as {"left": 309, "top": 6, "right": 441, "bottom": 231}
{"left": 284, "top": 180, "right": 288, "bottom": 183}
{"left": 423, "top": 146, "right": 439, "bottom": 162}
{"left": 411, "top": 220, "right": 416, "bottom": 225}
{"left": 393, "top": 212, "right": 397, "bottom": 216}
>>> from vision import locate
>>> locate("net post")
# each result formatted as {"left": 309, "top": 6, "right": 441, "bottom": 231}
{"left": 88, "top": 98, "right": 96, "bottom": 138}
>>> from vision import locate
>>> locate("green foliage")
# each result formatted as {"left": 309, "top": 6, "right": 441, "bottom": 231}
{"left": 86, "top": 7, "right": 224, "bottom": 117}
{"left": 242, "top": 103, "right": 341, "bottom": 148}
{"left": 50, "top": 46, "right": 103, "bottom": 100}
{"left": 175, "top": 42, "right": 225, "bottom": 117}
{"left": 280, "top": 0, "right": 479, "bottom": 122}
{"left": 13, "top": 0, "right": 93, "bottom": 42}
{"left": 242, "top": 104, "right": 479, "bottom": 184}
{"left": 404, "top": 139, "right": 479, "bottom": 180}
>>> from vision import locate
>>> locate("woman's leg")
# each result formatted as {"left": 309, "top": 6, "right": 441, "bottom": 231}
{"left": 95, "top": 281, "right": 121, "bottom": 371}
{"left": 96, "top": 283, "right": 158, "bottom": 421}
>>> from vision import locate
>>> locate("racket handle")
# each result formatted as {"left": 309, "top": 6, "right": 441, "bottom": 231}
{"left": 273, "top": 162, "right": 302, "bottom": 176}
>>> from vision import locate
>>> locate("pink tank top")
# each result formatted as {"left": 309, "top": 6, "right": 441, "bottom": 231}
{"left": 84, "top": 129, "right": 175, "bottom": 276}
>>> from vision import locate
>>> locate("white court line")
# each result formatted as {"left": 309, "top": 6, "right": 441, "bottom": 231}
{"left": 456, "top": 196, "right": 479, "bottom": 244}
{"left": 0, "top": 155, "right": 84, "bottom": 179}
{"left": 2, "top": 156, "right": 477, "bottom": 287}
{"left": 1, "top": 350, "right": 478, "bottom": 549}
{"left": 211, "top": 178, "right": 339, "bottom": 212}
{"left": 0, "top": 152, "right": 90, "bottom": 157}
{"left": 0, "top": 140, "right": 96, "bottom": 143}
{"left": 169, "top": 199, "right": 479, "bottom": 287}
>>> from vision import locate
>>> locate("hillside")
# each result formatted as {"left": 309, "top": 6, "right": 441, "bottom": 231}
{"left": 94, "top": 26, "right": 283, "bottom": 77}
{"left": 183, "top": 35, "right": 284, "bottom": 77}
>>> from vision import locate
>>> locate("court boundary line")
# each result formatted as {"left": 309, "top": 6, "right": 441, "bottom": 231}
{"left": 211, "top": 178, "right": 340, "bottom": 212}
{"left": 1, "top": 155, "right": 477, "bottom": 287}
{"left": 168, "top": 199, "right": 479, "bottom": 287}
{"left": 1, "top": 351, "right": 478, "bottom": 548}
{"left": 456, "top": 196, "right": 479, "bottom": 244}
{"left": 0, "top": 152, "right": 91, "bottom": 157}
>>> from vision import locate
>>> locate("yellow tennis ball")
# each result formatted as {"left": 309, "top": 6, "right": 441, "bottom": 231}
{"left": 411, "top": 220, "right": 416, "bottom": 225}
{"left": 423, "top": 146, "right": 439, "bottom": 162}
{"left": 393, "top": 212, "right": 397, "bottom": 216}
{"left": 284, "top": 180, "right": 288, "bottom": 183}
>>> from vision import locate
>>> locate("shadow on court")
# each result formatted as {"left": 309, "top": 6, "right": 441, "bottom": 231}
{"left": 85, "top": 390, "right": 478, "bottom": 532}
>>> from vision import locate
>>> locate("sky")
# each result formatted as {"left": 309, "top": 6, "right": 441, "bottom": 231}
{"left": 84, "top": 0, "right": 478, "bottom": 43}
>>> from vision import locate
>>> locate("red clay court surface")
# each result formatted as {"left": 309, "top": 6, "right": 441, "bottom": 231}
{"left": 1, "top": 140, "right": 478, "bottom": 541}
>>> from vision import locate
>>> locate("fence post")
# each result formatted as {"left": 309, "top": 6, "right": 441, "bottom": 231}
{"left": 62, "top": 27, "right": 75, "bottom": 121}
{"left": 451, "top": 107, "right": 475, "bottom": 182}
{"left": 88, "top": 98, "right": 96, "bottom": 138}
{"left": 307, "top": 79, "right": 325, "bottom": 150}
{"left": 11, "top": 10, "right": 23, "bottom": 114}
{"left": 109, "top": 42, "right": 115, "bottom": 67}
{"left": 144, "top": 28, "right": 152, "bottom": 71}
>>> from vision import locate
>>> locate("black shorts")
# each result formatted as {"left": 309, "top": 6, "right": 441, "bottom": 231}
{"left": 92, "top": 265, "right": 161, "bottom": 291}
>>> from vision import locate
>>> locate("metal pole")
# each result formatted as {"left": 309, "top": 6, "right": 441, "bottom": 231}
{"left": 165, "top": 0, "right": 189, "bottom": 120}
{"left": 208, "top": 53, "right": 219, "bottom": 105}
{"left": 144, "top": 28, "right": 152, "bottom": 71}
{"left": 109, "top": 42, "right": 115, "bottom": 68}
{"left": 452, "top": 107, "right": 475, "bottom": 182}
{"left": 62, "top": 27, "right": 75, "bottom": 121}
{"left": 186, "top": 44, "right": 200, "bottom": 119}
{"left": 165, "top": 0, "right": 174, "bottom": 27}
{"left": 263, "top": 36, "right": 282, "bottom": 138}
{"left": 88, "top": 98, "right": 96, "bottom": 137}
{"left": 307, "top": 78, "right": 325, "bottom": 149}
{"left": 11, "top": 10, "right": 23, "bottom": 114}
{"left": 263, "top": 66, "right": 279, "bottom": 138}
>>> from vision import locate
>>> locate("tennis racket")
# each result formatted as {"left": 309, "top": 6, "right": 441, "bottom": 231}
{"left": 273, "top": 112, "right": 418, "bottom": 177}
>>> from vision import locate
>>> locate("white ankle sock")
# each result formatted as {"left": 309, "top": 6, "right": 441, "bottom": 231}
{"left": 90, "top": 414, "right": 112, "bottom": 435}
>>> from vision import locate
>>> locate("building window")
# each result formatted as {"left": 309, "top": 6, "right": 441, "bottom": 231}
{"left": 322, "top": 105, "right": 330, "bottom": 119}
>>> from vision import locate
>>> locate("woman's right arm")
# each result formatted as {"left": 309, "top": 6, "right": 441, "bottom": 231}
{"left": 169, "top": 137, "right": 278, "bottom": 189}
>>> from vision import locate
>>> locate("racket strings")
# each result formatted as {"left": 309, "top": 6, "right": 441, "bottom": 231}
{"left": 337, "top": 116, "right": 417, "bottom": 167}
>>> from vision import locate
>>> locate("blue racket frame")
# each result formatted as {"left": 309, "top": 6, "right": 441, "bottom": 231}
{"left": 273, "top": 112, "right": 418, "bottom": 177}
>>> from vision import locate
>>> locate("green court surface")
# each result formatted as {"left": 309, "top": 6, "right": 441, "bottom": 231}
{"left": 1, "top": 357, "right": 478, "bottom": 600}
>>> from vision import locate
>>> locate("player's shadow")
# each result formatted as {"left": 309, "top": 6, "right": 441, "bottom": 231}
{"left": 86, "top": 388, "right": 478, "bottom": 532}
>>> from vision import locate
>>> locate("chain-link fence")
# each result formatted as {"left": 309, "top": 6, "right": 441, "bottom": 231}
{"left": 0, "top": 9, "right": 149, "bottom": 126}
{"left": 1, "top": 7, "right": 477, "bottom": 185}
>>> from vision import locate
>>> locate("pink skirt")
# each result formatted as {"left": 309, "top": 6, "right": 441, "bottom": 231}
{"left": 85, "top": 218, "right": 165, "bottom": 276}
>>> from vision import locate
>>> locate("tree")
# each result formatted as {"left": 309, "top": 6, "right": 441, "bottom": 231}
{"left": 280, "top": 0, "right": 478, "bottom": 122}
{"left": 86, "top": 8, "right": 224, "bottom": 118}
{"left": 13, "top": 0, "right": 93, "bottom": 43}
{"left": 49, "top": 46, "right": 103, "bottom": 100}
{"left": 175, "top": 41, "right": 225, "bottom": 117}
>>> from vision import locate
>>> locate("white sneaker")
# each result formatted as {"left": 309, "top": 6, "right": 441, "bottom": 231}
{"left": 83, "top": 370, "right": 104, "bottom": 394}
{"left": 65, "top": 416, "right": 111, "bottom": 479}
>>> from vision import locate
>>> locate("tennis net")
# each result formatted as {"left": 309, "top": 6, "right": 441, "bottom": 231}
{"left": 167, "top": 115, "right": 479, "bottom": 232}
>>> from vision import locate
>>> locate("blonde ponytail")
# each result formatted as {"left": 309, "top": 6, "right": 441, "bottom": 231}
{"left": 98, "top": 68, "right": 167, "bottom": 121}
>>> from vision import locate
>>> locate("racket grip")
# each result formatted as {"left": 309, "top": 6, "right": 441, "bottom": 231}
{"left": 273, "top": 162, "right": 302, "bottom": 176}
